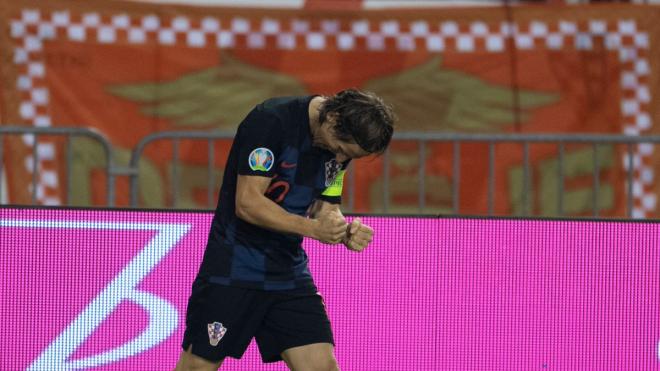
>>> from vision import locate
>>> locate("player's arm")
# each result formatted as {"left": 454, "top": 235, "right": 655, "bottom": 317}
{"left": 235, "top": 175, "right": 347, "bottom": 244}
{"left": 307, "top": 198, "right": 344, "bottom": 220}
{"left": 308, "top": 199, "right": 374, "bottom": 252}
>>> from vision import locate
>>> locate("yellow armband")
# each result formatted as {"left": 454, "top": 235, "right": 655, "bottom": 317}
{"left": 321, "top": 169, "right": 346, "bottom": 197}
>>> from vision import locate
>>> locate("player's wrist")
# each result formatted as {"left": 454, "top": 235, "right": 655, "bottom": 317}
{"left": 300, "top": 217, "right": 320, "bottom": 240}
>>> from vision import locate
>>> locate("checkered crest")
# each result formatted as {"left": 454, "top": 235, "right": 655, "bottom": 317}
{"left": 207, "top": 322, "right": 227, "bottom": 347}
{"left": 325, "top": 159, "right": 342, "bottom": 187}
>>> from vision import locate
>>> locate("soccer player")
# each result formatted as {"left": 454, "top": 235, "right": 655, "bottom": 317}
{"left": 175, "top": 89, "right": 395, "bottom": 371}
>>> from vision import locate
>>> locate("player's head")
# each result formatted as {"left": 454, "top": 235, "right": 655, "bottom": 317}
{"left": 318, "top": 89, "right": 395, "bottom": 160}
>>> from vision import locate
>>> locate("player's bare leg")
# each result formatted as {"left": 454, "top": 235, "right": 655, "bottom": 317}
{"left": 174, "top": 345, "right": 223, "bottom": 371}
{"left": 281, "top": 343, "right": 339, "bottom": 371}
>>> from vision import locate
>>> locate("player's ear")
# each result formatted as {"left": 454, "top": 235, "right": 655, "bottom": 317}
{"left": 326, "top": 112, "right": 339, "bottom": 125}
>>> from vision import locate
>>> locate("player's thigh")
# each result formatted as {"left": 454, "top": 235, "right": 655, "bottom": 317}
{"left": 280, "top": 342, "right": 338, "bottom": 371}
{"left": 174, "top": 345, "right": 223, "bottom": 371}
{"left": 255, "top": 291, "right": 334, "bottom": 364}
{"left": 181, "top": 280, "right": 268, "bottom": 363}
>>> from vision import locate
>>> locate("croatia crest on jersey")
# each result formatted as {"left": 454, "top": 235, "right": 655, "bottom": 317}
{"left": 207, "top": 322, "right": 228, "bottom": 346}
{"left": 325, "top": 159, "right": 342, "bottom": 186}
{"left": 249, "top": 147, "right": 274, "bottom": 172}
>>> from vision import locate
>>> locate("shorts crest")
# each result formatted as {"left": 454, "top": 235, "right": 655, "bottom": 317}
{"left": 207, "top": 322, "right": 228, "bottom": 346}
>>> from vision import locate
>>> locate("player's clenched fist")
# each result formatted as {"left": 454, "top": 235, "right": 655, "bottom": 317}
{"left": 343, "top": 218, "right": 373, "bottom": 252}
{"left": 314, "top": 211, "right": 348, "bottom": 244}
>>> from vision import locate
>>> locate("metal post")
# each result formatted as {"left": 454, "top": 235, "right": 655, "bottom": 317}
{"left": 557, "top": 142, "right": 564, "bottom": 216}
{"left": 453, "top": 141, "right": 460, "bottom": 214}
{"left": 626, "top": 142, "right": 633, "bottom": 218}
{"left": 383, "top": 147, "right": 390, "bottom": 213}
{"left": 208, "top": 139, "right": 214, "bottom": 209}
{"left": 488, "top": 141, "right": 495, "bottom": 216}
{"left": 172, "top": 139, "right": 179, "bottom": 208}
{"left": 522, "top": 142, "right": 530, "bottom": 216}
{"left": 592, "top": 143, "right": 599, "bottom": 217}
{"left": 106, "top": 152, "right": 115, "bottom": 207}
{"left": 129, "top": 163, "right": 138, "bottom": 207}
{"left": 66, "top": 135, "right": 73, "bottom": 206}
{"left": 418, "top": 140, "right": 426, "bottom": 213}
{"left": 0, "top": 133, "right": 3, "bottom": 203}
{"left": 31, "top": 134, "right": 39, "bottom": 205}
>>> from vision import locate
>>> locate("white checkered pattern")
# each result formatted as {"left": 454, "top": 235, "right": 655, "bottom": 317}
{"left": 9, "top": 10, "right": 655, "bottom": 216}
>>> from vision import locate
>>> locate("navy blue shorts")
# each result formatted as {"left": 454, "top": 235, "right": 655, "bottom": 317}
{"left": 181, "top": 278, "right": 334, "bottom": 363}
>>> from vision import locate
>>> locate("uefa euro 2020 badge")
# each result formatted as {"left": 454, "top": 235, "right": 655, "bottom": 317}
{"left": 207, "top": 322, "right": 228, "bottom": 346}
{"left": 249, "top": 147, "right": 274, "bottom": 172}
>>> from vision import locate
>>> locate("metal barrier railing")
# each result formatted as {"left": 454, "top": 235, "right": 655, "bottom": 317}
{"left": 128, "top": 130, "right": 236, "bottom": 208}
{"left": 127, "top": 130, "right": 660, "bottom": 218}
{"left": 3, "top": 126, "right": 659, "bottom": 218}
{"left": 392, "top": 132, "right": 656, "bottom": 217}
{"left": 0, "top": 125, "right": 116, "bottom": 206}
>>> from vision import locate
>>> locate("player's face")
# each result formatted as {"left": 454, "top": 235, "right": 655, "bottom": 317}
{"left": 327, "top": 137, "right": 368, "bottom": 163}
{"left": 314, "top": 117, "right": 370, "bottom": 162}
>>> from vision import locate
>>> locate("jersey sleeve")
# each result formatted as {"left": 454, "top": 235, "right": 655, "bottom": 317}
{"left": 317, "top": 160, "right": 350, "bottom": 204}
{"left": 236, "top": 108, "right": 283, "bottom": 178}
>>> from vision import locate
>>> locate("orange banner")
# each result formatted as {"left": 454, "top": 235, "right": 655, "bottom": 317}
{"left": 1, "top": 0, "right": 659, "bottom": 217}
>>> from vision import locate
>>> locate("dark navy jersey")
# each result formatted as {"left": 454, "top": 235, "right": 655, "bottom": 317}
{"left": 197, "top": 96, "right": 348, "bottom": 292}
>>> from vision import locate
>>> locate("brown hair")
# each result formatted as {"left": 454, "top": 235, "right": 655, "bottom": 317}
{"left": 318, "top": 88, "right": 395, "bottom": 155}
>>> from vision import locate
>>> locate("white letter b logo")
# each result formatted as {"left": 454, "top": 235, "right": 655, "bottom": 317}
{"left": 28, "top": 222, "right": 190, "bottom": 370}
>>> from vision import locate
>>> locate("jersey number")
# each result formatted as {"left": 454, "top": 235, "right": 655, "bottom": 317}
{"left": 266, "top": 180, "right": 290, "bottom": 203}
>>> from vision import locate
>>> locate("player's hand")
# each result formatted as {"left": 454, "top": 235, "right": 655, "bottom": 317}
{"left": 343, "top": 218, "right": 373, "bottom": 252}
{"left": 314, "top": 212, "right": 348, "bottom": 244}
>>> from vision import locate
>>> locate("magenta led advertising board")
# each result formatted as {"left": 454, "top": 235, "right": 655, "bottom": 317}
{"left": 1, "top": 207, "right": 659, "bottom": 370}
